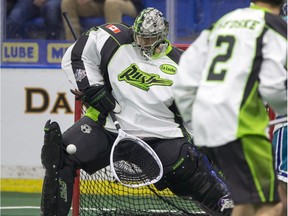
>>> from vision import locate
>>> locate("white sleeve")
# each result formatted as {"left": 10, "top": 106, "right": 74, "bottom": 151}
{"left": 258, "top": 29, "right": 287, "bottom": 115}
{"left": 61, "top": 44, "right": 78, "bottom": 89}
{"left": 61, "top": 29, "right": 110, "bottom": 90}
{"left": 173, "top": 30, "right": 210, "bottom": 122}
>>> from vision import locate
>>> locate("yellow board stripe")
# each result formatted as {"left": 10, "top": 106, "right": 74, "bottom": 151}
{"left": 1, "top": 179, "right": 43, "bottom": 193}
{"left": 1, "top": 179, "right": 174, "bottom": 196}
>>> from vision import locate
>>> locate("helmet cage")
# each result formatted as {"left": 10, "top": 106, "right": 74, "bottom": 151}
{"left": 133, "top": 8, "right": 169, "bottom": 58}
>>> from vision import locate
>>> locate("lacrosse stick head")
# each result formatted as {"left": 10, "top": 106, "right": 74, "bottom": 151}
{"left": 110, "top": 129, "right": 163, "bottom": 188}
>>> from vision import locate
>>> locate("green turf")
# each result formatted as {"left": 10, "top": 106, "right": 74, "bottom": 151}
{"left": 1, "top": 192, "right": 41, "bottom": 206}
{"left": 0, "top": 192, "right": 206, "bottom": 216}
{"left": 0, "top": 192, "right": 72, "bottom": 216}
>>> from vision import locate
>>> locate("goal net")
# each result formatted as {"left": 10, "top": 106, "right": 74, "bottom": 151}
{"left": 73, "top": 167, "right": 207, "bottom": 216}
{"left": 71, "top": 44, "right": 210, "bottom": 216}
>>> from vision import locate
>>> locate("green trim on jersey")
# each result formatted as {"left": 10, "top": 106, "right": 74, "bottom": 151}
{"left": 152, "top": 39, "right": 172, "bottom": 57}
{"left": 250, "top": 5, "right": 272, "bottom": 14}
{"left": 242, "top": 136, "right": 276, "bottom": 202}
{"left": 85, "top": 106, "right": 101, "bottom": 121}
{"left": 237, "top": 81, "right": 269, "bottom": 138}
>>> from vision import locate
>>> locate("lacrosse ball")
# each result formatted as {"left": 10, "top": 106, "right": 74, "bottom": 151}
{"left": 66, "top": 144, "right": 77, "bottom": 155}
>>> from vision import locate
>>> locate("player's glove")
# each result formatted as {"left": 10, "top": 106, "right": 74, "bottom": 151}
{"left": 71, "top": 86, "right": 118, "bottom": 114}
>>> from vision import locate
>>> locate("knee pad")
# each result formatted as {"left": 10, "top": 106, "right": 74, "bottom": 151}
{"left": 165, "top": 143, "right": 199, "bottom": 184}
{"left": 154, "top": 143, "right": 198, "bottom": 190}
{"left": 159, "top": 144, "right": 232, "bottom": 216}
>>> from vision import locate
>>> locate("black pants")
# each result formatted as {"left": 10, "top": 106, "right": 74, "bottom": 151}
{"left": 62, "top": 116, "right": 193, "bottom": 175}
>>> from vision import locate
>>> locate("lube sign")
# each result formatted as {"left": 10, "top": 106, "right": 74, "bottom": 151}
{"left": 2, "top": 42, "right": 38, "bottom": 62}
{"left": 1, "top": 41, "right": 71, "bottom": 64}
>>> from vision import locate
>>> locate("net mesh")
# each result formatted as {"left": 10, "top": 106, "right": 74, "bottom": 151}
{"left": 112, "top": 138, "right": 161, "bottom": 186}
{"left": 77, "top": 167, "right": 207, "bottom": 216}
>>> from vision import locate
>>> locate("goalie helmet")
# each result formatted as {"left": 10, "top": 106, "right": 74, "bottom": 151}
{"left": 132, "top": 7, "right": 169, "bottom": 59}
{"left": 280, "top": 2, "right": 287, "bottom": 17}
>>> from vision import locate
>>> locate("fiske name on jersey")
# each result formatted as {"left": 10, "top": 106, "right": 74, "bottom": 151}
{"left": 217, "top": 19, "right": 260, "bottom": 30}
{"left": 118, "top": 64, "right": 173, "bottom": 91}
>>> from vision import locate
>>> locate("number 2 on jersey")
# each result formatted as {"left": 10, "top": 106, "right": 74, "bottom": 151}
{"left": 207, "top": 35, "right": 235, "bottom": 81}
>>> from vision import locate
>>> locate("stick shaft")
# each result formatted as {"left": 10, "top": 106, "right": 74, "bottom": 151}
{"left": 62, "top": 12, "right": 78, "bottom": 40}
{"left": 110, "top": 112, "right": 121, "bottom": 131}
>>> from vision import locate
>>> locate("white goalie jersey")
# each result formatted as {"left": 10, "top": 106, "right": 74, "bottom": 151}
{"left": 62, "top": 23, "right": 189, "bottom": 139}
{"left": 173, "top": 7, "right": 287, "bottom": 147}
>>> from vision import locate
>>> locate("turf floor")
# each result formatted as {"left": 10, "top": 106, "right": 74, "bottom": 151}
{"left": 0, "top": 192, "right": 72, "bottom": 216}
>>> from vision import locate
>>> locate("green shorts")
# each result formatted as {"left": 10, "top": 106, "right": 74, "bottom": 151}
{"left": 203, "top": 135, "right": 279, "bottom": 205}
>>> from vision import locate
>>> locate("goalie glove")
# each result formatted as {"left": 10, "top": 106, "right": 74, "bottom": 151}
{"left": 71, "top": 86, "right": 121, "bottom": 114}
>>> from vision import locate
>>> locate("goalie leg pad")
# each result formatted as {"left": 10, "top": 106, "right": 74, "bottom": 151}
{"left": 41, "top": 172, "right": 58, "bottom": 216}
{"left": 162, "top": 144, "right": 232, "bottom": 216}
{"left": 41, "top": 165, "right": 75, "bottom": 216}
{"left": 41, "top": 120, "right": 75, "bottom": 216}
{"left": 57, "top": 165, "right": 75, "bottom": 216}
{"left": 41, "top": 120, "right": 63, "bottom": 173}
